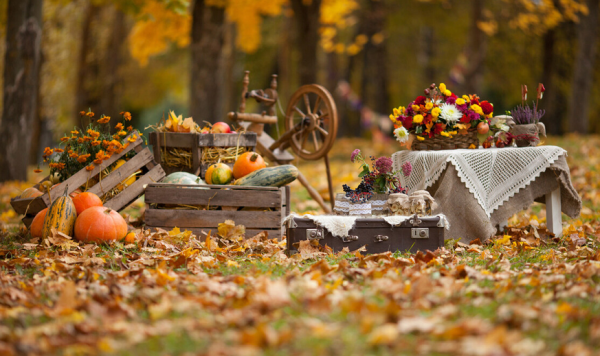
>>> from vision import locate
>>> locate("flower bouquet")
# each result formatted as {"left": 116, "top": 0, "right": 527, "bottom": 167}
{"left": 389, "top": 83, "right": 495, "bottom": 150}
{"left": 334, "top": 149, "right": 411, "bottom": 216}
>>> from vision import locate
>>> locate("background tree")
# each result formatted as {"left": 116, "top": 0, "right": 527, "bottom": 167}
{"left": 0, "top": 0, "right": 43, "bottom": 182}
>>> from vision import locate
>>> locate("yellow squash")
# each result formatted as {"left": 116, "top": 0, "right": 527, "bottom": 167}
{"left": 42, "top": 185, "right": 77, "bottom": 239}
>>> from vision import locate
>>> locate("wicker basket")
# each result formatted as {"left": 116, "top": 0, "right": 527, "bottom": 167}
{"left": 410, "top": 129, "right": 479, "bottom": 151}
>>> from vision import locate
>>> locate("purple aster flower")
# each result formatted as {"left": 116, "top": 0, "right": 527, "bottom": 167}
{"left": 375, "top": 156, "right": 393, "bottom": 175}
{"left": 351, "top": 149, "right": 361, "bottom": 163}
{"left": 457, "top": 103, "right": 468, "bottom": 112}
{"left": 446, "top": 96, "right": 456, "bottom": 105}
{"left": 402, "top": 161, "right": 412, "bottom": 177}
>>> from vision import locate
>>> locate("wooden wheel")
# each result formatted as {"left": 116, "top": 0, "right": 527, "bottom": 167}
{"left": 285, "top": 84, "right": 338, "bottom": 160}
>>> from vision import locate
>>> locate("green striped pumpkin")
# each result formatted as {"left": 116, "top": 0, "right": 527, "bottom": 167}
{"left": 42, "top": 185, "right": 77, "bottom": 239}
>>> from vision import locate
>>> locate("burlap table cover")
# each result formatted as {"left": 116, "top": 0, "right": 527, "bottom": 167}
{"left": 392, "top": 148, "right": 581, "bottom": 242}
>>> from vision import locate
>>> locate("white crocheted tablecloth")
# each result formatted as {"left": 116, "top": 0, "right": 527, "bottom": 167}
{"left": 392, "top": 146, "right": 566, "bottom": 218}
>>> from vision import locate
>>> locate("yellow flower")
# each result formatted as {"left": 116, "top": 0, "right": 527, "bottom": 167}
{"left": 471, "top": 104, "right": 483, "bottom": 115}
{"left": 118, "top": 130, "right": 127, "bottom": 136}
{"left": 412, "top": 105, "right": 420, "bottom": 112}
{"left": 416, "top": 136, "right": 425, "bottom": 141}
{"left": 487, "top": 113, "right": 493, "bottom": 118}
{"left": 456, "top": 98, "right": 465, "bottom": 105}
{"left": 439, "top": 83, "right": 446, "bottom": 92}
{"left": 413, "top": 114, "right": 424, "bottom": 124}
{"left": 389, "top": 114, "right": 397, "bottom": 122}
{"left": 440, "top": 131, "right": 450, "bottom": 137}
{"left": 444, "top": 90, "right": 452, "bottom": 96}
{"left": 425, "top": 102, "right": 433, "bottom": 110}
{"left": 431, "top": 107, "right": 441, "bottom": 117}
{"left": 462, "top": 95, "right": 470, "bottom": 103}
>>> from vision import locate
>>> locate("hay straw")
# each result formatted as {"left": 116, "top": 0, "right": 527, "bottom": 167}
{"left": 202, "top": 146, "right": 250, "bottom": 163}
{"left": 163, "top": 148, "right": 193, "bottom": 168}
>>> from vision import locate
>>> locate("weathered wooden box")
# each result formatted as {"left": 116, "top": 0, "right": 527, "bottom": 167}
{"left": 144, "top": 183, "right": 290, "bottom": 239}
{"left": 286, "top": 215, "right": 445, "bottom": 254}
{"left": 11, "top": 131, "right": 166, "bottom": 227}
{"left": 149, "top": 132, "right": 257, "bottom": 179}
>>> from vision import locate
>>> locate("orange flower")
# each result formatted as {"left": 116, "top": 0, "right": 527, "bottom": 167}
{"left": 49, "top": 163, "right": 65, "bottom": 170}
{"left": 83, "top": 136, "right": 92, "bottom": 141}
{"left": 93, "top": 159, "right": 103, "bottom": 165}
{"left": 43, "top": 147, "right": 53, "bottom": 157}
{"left": 71, "top": 130, "right": 79, "bottom": 135}
{"left": 120, "top": 111, "right": 125, "bottom": 115}
{"left": 87, "top": 129, "right": 100, "bottom": 138}
{"left": 77, "top": 154, "right": 91, "bottom": 163}
{"left": 91, "top": 140, "right": 101, "bottom": 146}
{"left": 128, "top": 134, "right": 138, "bottom": 143}
{"left": 86, "top": 112, "right": 95, "bottom": 118}
{"left": 97, "top": 116, "right": 110, "bottom": 124}
{"left": 34, "top": 169, "right": 42, "bottom": 173}
{"left": 68, "top": 150, "right": 73, "bottom": 154}
{"left": 80, "top": 111, "right": 86, "bottom": 116}
{"left": 95, "top": 150, "right": 106, "bottom": 160}
{"left": 115, "top": 123, "right": 124, "bottom": 131}
{"left": 102, "top": 140, "right": 110, "bottom": 147}
{"left": 112, "top": 134, "right": 120, "bottom": 140}
{"left": 77, "top": 138, "right": 84, "bottom": 144}
{"left": 54, "top": 148, "right": 64, "bottom": 153}
{"left": 69, "top": 152, "right": 79, "bottom": 159}
{"left": 118, "top": 130, "right": 127, "bottom": 136}
{"left": 60, "top": 137, "right": 69, "bottom": 142}
{"left": 123, "top": 112, "right": 132, "bottom": 121}
{"left": 127, "top": 126, "right": 133, "bottom": 131}
{"left": 86, "top": 165, "right": 95, "bottom": 171}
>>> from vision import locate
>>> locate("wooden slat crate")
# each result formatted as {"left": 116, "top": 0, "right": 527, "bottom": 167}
{"left": 144, "top": 183, "right": 290, "bottom": 239}
{"left": 11, "top": 131, "right": 166, "bottom": 227}
{"left": 149, "top": 132, "right": 257, "bottom": 179}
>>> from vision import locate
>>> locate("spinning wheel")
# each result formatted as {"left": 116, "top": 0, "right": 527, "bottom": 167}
{"left": 227, "top": 72, "right": 339, "bottom": 213}
{"left": 285, "top": 85, "right": 338, "bottom": 161}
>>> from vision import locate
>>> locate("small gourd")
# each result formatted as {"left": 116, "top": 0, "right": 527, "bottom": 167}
{"left": 233, "top": 152, "right": 266, "bottom": 179}
{"left": 209, "top": 163, "right": 233, "bottom": 185}
{"left": 42, "top": 185, "right": 77, "bottom": 239}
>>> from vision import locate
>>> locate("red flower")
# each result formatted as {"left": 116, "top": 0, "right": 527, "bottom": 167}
{"left": 480, "top": 101, "right": 493, "bottom": 115}
{"left": 414, "top": 96, "right": 427, "bottom": 106}
{"left": 433, "top": 123, "right": 444, "bottom": 135}
{"left": 399, "top": 116, "right": 413, "bottom": 129}
{"left": 460, "top": 114, "right": 470, "bottom": 124}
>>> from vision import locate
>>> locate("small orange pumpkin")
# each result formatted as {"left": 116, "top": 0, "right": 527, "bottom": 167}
{"left": 30, "top": 208, "right": 48, "bottom": 238}
{"left": 204, "top": 165, "right": 215, "bottom": 184}
{"left": 233, "top": 152, "right": 266, "bottom": 179}
{"left": 72, "top": 192, "right": 103, "bottom": 215}
{"left": 20, "top": 187, "right": 43, "bottom": 199}
{"left": 74, "top": 207, "right": 127, "bottom": 243}
{"left": 123, "top": 231, "right": 137, "bottom": 244}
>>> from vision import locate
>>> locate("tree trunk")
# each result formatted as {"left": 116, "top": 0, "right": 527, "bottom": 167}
{"left": 464, "top": 0, "right": 486, "bottom": 94}
{"left": 290, "top": 0, "right": 321, "bottom": 85}
{"left": 568, "top": 0, "right": 599, "bottom": 133}
{"left": 540, "top": 28, "right": 561, "bottom": 134}
{"left": 190, "top": 0, "right": 225, "bottom": 123}
{"left": 0, "top": 0, "right": 43, "bottom": 182}
{"left": 102, "top": 6, "right": 126, "bottom": 127}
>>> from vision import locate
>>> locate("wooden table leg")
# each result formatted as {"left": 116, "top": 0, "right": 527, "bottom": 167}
{"left": 546, "top": 187, "right": 562, "bottom": 237}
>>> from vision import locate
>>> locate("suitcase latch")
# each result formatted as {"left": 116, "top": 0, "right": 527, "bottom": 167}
{"left": 374, "top": 235, "right": 389, "bottom": 242}
{"left": 411, "top": 228, "right": 429, "bottom": 239}
{"left": 340, "top": 235, "right": 358, "bottom": 243}
{"left": 409, "top": 214, "right": 422, "bottom": 226}
{"left": 306, "top": 228, "right": 324, "bottom": 241}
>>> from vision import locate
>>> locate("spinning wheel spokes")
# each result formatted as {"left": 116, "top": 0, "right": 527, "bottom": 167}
{"left": 285, "top": 84, "right": 338, "bottom": 160}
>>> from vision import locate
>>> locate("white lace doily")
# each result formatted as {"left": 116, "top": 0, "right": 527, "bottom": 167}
{"left": 392, "top": 146, "right": 566, "bottom": 217}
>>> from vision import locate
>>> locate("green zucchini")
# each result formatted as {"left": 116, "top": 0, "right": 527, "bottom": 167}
{"left": 233, "top": 165, "right": 299, "bottom": 187}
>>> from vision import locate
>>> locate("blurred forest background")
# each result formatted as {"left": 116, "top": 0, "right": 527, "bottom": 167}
{"left": 0, "top": 0, "right": 599, "bottom": 182}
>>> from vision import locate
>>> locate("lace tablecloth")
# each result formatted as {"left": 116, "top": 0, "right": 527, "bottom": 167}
{"left": 393, "top": 146, "right": 566, "bottom": 217}
{"left": 391, "top": 146, "right": 581, "bottom": 242}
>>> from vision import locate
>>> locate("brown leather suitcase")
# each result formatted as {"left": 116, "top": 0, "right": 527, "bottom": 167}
{"left": 286, "top": 215, "right": 445, "bottom": 254}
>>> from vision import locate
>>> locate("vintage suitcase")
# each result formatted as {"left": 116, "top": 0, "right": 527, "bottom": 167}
{"left": 286, "top": 215, "right": 445, "bottom": 254}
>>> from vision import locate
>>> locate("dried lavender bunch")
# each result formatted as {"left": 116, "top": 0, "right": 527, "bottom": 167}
{"left": 511, "top": 102, "right": 545, "bottom": 124}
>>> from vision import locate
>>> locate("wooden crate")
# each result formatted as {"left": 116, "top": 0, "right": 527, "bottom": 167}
{"left": 149, "top": 132, "right": 257, "bottom": 179}
{"left": 11, "top": 131, "right": 166, "bottom": 227}
{"left": 144, "top": 183, "right": 290, "bottom": 239}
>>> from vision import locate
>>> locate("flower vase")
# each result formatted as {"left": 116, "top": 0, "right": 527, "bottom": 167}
{"left": 509, "top": 123, "right": 546, "bottom": 147}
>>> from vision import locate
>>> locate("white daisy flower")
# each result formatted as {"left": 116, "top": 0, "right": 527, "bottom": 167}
{"left": 394, "top": 127, "right": 409, "bottom": 143}
{"left": 439, "top": 103, "right": 463, "bottom": 123}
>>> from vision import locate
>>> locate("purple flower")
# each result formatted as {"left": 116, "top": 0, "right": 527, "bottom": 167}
{"left": 406, "top": 104, "right": 415, "bottom": 116}
{"left": 402, "top": 161, "right": 412, "bottom": 177}
{"left": 351, "top": 149, "right": 361, "bottom": 163}
{"left": 375, "top": 156, "right": 393, "bottom": 175}
{"left": 457, "top": 103, "right": 468, "bottom": 112}
{"left": 446, "top": 96, "right": 456, "bottom": 105}
{"left": 468, "top": 110, "right": 479, "bottom": 122}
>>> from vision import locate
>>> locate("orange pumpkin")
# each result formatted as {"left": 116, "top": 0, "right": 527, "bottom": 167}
{"left": 30, "top": 208, "right": 48, "bottom": 238}
{"left": 72, "top": 192, "right": 103, "bottom": 215}
{"left": 20, "top": 187, "right": 43, "bottom": 199}
{"left": 233, "top": 152, "right": 266, "bottom": 179}
{"left": 205, "top": 165, "right": 215, "bottom": 184}
{"left": 69, "top": 189, "right": 82, "bottom": 198}
{"left": 74, "top": 207, "right": 127, "bottom": 243}
{"left": 123, "top": 231, "right": 137, "bottom": 244}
